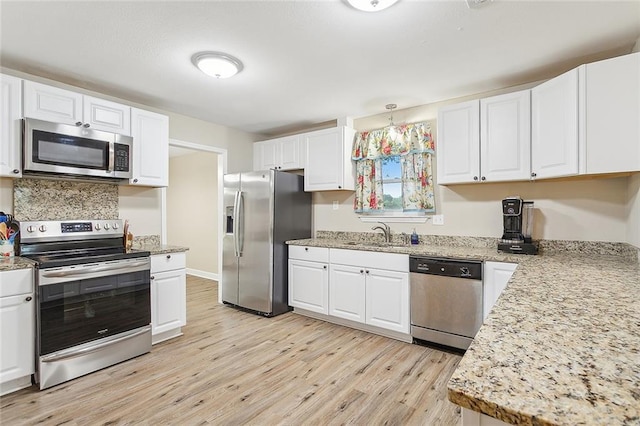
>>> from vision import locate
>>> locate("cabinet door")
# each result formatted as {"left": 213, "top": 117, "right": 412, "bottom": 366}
{"left": 130, "top": 108, "right": 169, "bottom": 187}
{"left": 23, "top": 80, "right": 83, "bottom": 125}
{"left": 483, "top": 262, "right": 517, "bottom": 321}
{"left": 0, "top": 74, "right": 22, "bottom": 177}
{"left": 151, "top": 269, "right": 186, "bottom": 336}
{"left": 0, "top": 292, "right": 35, "bottom": 383}
{"left": 329, "top": 264, "right": 366, "bottom": 323}
{"left": 278, "top": 135, "right": 302, "bottom": 170}
{"left": 304, "top": 127, "right": 355, "bottom": 191}
{"left": 581, "top": 53, "right": 640, "bottom": 174}
{"left": 288, "top": 259, "right": 328, "bottom": 314}
{"left": 365, "top": 268, "right": 409, "bottom": 333}
{"left": 531, "top": 68, "right": 579, "bottom": 179}
{"left": 481, "top": 90, "right": 531, "bottom": 182}
{"left": 83, "top": 96, "right": 131, "bottom": 135}
{"left": 436, "top": 100, "right": 480, "bottom": 184}
{"left": 253, "top": 140, "right": 279, "bottom": 171}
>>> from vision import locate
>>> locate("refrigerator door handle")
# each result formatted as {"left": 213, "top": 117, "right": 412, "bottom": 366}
{"left": 233, "top": 190, "right": 241, "bottom": 257}
{"left": 237, "top": 191, "right": 245, "bottom": 256}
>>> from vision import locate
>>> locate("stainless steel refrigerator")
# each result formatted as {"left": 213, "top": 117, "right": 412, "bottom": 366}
{"left": 222, "top": 170, "right": 312, "bottom": 316}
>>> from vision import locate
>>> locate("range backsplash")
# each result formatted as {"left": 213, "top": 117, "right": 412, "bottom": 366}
{"left": 13, "top": 178, "right": 118, "bottom": 221}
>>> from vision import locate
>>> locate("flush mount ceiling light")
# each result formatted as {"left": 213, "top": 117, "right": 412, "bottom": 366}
{"left": 192, "top": 52, "right": 244, "bottom": 79}
{"left": 347, "top": 0, "right": 399, "bottom": 12}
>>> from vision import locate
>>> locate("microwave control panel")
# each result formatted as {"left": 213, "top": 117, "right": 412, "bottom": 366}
{"left": 114, "top": 143, "right": 130, "bottom": 172}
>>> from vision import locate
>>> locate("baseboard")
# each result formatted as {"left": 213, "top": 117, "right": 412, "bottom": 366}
{"left": 186, "top": 268, "right": 219, "bottom": 281}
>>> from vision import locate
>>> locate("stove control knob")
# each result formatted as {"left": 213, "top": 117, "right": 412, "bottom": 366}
{"left": 27, "top": 225, "right": 36, "bottom": 233}
{"left": 104, "top": 223, "right": 110, "bottom": 230}
{"left": 112, "top": 223, "right": 119, "bottom": 230}
{"left": 39, "top": 225, "right": 47, "bottom": 232}
{"left": 94, "top": 223, "right": 101, "bottom": 230}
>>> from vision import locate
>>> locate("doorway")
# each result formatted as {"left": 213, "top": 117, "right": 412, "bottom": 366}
{"left": 162, "top": 139, "right": 226, "bottom": 302}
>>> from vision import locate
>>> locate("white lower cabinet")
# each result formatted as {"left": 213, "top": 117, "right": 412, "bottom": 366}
{"left": 288, "top": 246, "right": 329, "bottom": 314}
{"left": 150, "top": 252, "right": 186, "bottom": 344}
{"left": 0, "top": 268, "right": 35, "bottom": 396}
{"left": 290, "top": 247, "right": 409, "bottom": 339}
{"left": 288, "top": 259, "right": 329, "bottom": 314}
{"left": 329, "top": 264, "right": 366, "bottom": 322}
{"left": 462, "top": 408, "right": 511, "bottom": 426}
{"left": 483, "top": 261, "right": 517, "bottom": 320}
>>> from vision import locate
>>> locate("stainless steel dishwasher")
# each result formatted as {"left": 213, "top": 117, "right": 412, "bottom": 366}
{"left": 410, "top": 256, "right": 483, "bottom": 350}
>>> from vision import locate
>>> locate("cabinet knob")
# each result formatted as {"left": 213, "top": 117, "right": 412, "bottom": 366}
{"left": 133, "top": 178, "right": 138, "bottom": 183}
{"left": 75, "top": 121, "right": 83, "bottom": 126}
{"left": 338, "top": 185, "right": 342, "bottom": 189}
{"left": 150, "top": 276, "right": 155, "bottom": 280}
{"left": 531, "top": 172, "right": 537, "bottom": 178}
{"left": 473, "top": 176, "right": 478, "bottom": 181}
{"left": 365, "top": 270, "right": 370, "bottom": 274}
{"left": 166, "top": 254, "right": 171, "bottom": 259}
{"left": 360, "top": 269, "right": 364, "bottom": 274}
{"left": 83, "top": 123, "right": 91, "bottom": 128}
{"left": 323, "top": 265, "right": 327, "bottom": 269}
{"left": 25, "top": 296, "right": 32, "bottom": 302}
{"left": 304, "top": 247, "right": 309, "bottom": 251}
{"left": 12, "top": 169, "right": 19, "bottom": 174}
{"left": 481, "top": 176, "right": 486, "bottom": 181}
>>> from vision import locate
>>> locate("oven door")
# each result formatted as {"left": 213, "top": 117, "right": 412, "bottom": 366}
{"left": 36, "top": 257, "right": 151, "bottom": 389}
{"left": 24, "top": 118, "right": 120, "bottom": 179}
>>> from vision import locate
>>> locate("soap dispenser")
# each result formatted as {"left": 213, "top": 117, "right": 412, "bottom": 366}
{"left": 411, "top": 228, "right": 419, "bottom": 245}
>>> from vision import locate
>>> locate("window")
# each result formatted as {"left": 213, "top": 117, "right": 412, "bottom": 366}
{"left": 352, "top": 122, "right": 436, "bottom": 218}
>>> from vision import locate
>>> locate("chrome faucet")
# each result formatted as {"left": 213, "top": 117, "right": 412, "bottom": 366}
{"left": 371, "top": 222, "right": 391, "bottom": 243}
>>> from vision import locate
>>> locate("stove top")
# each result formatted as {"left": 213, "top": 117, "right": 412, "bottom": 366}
{"left": 18, "top": 219, "right": 150, "bottom": 268}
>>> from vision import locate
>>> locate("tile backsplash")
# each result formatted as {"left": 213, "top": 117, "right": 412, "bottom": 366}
{"left": 13, "top": 178, "right": 118, "bottom": 221}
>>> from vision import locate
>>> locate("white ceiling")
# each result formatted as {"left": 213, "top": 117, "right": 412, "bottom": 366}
{"left": 1, "top": 1, "right": 639, "bottom": 137}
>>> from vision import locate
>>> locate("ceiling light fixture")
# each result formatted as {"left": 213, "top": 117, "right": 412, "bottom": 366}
{"left": 347, "top": 0, "right": 399, "bottom": 12}
{"left": 192, "top": 52, "right": 244, "bottom": 79}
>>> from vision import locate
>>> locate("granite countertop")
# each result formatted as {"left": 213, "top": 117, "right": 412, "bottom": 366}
{"left": 133, "top": 244, "right": 189, "bottom": 255}
{"left": 0, "top": 256, "right": 36, "bottom": 272}
{"left": 287, "top": 237, "right": 640, "bottom": 426}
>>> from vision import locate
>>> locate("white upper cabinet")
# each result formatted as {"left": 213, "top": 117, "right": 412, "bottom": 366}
{"left": 0, "top": 74, "right": 23, "bottom": 177}
{"left": 437, "top": 91, "right": 530, "bottom": 185}
{"left": 579, "top": 52, "right": 640, "bottom": 174}
{"left": 83, "top": 95, "right": 131, "bottom": 135}
{"left": 437, "top": 100, "right": 480, "bottom": 184}
{"left": 253, "top": 134, "right": 303, "bottom": 171}
{"left": 23, "top": 80, "right": 131, "bottom": 135}
{"left": 531, "top": 68, "right": 580, "bottom": 179}
{"left": 480, "top": 90, "right": 531, "bottom": 182}
{"left": 130, "top": 108, "right": 169, "bottom": 187}
{"left": 304, "top": 126, "right": 356, "bottom": 191}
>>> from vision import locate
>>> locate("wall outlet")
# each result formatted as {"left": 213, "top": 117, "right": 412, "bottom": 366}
{"left": 432, "top": 214, "right": 444, "bottom": 225}
{"left": 332, "top": 201, "right": 339, "bottom": 210}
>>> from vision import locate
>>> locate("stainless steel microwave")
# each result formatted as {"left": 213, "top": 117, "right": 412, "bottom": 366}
{"left": 23, "top": 118, "right": 133, "bottom": 180}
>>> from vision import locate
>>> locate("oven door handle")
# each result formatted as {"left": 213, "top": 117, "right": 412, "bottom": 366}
{"left": 40, "top": 326, "right": 151, "bottom": 363}
{"left": 41, "top": 259, "right": 150, "bottom": 279}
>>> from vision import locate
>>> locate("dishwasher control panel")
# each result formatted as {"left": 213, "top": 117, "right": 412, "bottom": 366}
{"left": 409, "top": 257, "right": 482, "bottom": 280}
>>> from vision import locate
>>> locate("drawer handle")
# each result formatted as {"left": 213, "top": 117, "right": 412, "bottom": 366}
{"left": 323, "top": 265, "right": 327, "bottom": 270}
{"left": 360, "top": 269, "right": 364, "bottom": 274}
{"left": 166, "top": 254, "right": 171, "bottom": 259}
{"left": 305, "top": 247, "right": 309, "bottom": 251}
{"left": 366, "top": 270, "right": 369, "bottom": 274}
{"left": 25, "top": 296, "right": 32, "bottom": 302}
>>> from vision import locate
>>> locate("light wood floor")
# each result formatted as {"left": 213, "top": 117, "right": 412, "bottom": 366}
{"left": 0, "top": 275, "right": 462, "bottom": 425}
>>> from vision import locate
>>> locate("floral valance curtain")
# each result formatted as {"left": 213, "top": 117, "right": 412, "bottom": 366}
{"left": 352, "top": 122, "right": 435, "bottom": 214}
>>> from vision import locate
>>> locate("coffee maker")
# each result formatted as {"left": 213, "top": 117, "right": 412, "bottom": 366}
{"left": 497, "top": 196, "right": 539, "bottom": 255}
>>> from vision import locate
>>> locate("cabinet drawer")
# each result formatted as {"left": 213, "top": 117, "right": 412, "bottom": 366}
{"left": 151, "top": 252, "right": 186, "bottom": 273}
{"left": 0, "top": 269, "right": 33, "bottom": 297}
{"left": 330, "top": 249, "right": 408, "bottom": 272}
{"left": 289, "top": 246, "right": 329, "bottom": 263}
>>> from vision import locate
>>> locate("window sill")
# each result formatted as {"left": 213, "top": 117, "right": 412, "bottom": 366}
{"left": 358, "top": 215, "right": 429, "bottom": 224}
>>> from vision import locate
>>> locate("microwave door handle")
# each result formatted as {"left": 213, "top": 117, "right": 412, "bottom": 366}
{"left": 107, "top": 141, "right": 115, "bottom": 173}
